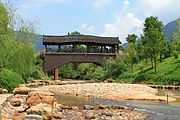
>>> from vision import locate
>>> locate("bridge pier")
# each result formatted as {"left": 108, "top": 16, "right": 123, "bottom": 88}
{"left": 54, "top": 68, "right": 59, "bottom": 80}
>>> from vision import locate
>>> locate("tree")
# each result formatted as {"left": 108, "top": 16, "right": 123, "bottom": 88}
{"left": 143, "top": 16, "right": 166, "bottom": 73}
{"left": 126, "top": 34, "right": 138, "bottom": 72}
{"left": 68, "top": 31, "right": 81, "bottom": 35}
{"left": 0, "top": 1, "right": 37, "bottom": 83}
{"left": 172, "top": 19, "right": 180, "bottom": 53}
{"left": 126, "top": 34, "right": 137, "bottom": 43}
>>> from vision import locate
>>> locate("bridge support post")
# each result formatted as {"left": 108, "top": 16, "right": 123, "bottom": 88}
{"left": 54, "top": 68, "right": 58, "bottom": 80}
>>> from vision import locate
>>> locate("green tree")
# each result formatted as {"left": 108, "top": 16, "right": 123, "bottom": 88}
{"left": 68, "top": 31, "right": 81, "bottom": 35}
{"left": 0, "top": 1, "right": 37, "bottom": 83}
{"left": 143, "top": 16, "right": 165, "bottom": 73}
{"left": 172, "top": 18, "right": 180, "bottom": 59}
{"left": 126, "top": 34, "right": 138, "bottom": 72}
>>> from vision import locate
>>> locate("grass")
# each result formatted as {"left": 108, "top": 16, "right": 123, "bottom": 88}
{"left": 117, "top": 56, "right": 180, "bottom": 85}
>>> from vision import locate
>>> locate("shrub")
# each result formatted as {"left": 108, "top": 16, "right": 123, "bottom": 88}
{"left": 173, "top": 51, "right": 179, "bottom": 59}
{"left": 0, "top": 68, "right": 23, "bottom": 92}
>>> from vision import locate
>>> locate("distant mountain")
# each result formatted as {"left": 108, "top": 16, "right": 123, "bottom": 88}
{"left": 34, "top": 35, "right": 44, "bottom": 51}
{"left": 163, "top": 19, "right": 179, "bottom": 41}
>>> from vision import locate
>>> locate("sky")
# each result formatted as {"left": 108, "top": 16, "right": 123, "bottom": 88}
{"left": 9, "top": 0, "right": 180, "bottom": 43}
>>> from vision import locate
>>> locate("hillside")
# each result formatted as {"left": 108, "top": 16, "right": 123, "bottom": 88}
{"left": 163, "top": 19, "right": 179, "bottom": 41}
{"left": 117, "top": 56, "right": 180, "bottom": 85}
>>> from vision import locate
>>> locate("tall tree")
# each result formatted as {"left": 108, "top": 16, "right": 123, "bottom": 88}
{"left": 143, "top": 16, "right": 166, "bottom": 73}
{"left": 0, "top": 1, "right": 37, "bottom": 82}
{"left": 126, "top": 34, "right": 138, "bottom": 72}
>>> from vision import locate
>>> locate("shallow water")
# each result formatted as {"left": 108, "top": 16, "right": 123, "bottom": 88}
{"left": 55, "top": 89, "right": 180, "bottom": 120}
{"left": 54, "top": 94, "right": 99, "bottom": 107}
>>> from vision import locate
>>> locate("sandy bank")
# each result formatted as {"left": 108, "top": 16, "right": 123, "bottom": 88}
{"left": 36, "top": 83, "right": 176, "bottom": 102}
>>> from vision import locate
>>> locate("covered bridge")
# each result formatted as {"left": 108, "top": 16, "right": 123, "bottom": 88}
{"left": 43, "top": 35, "right": 121, "bottom": 80}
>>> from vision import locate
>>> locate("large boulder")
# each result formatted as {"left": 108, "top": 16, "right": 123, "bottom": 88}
{"left": 27, "top": 91, "right": 56, "bottom": 106}
{"left": 6, "top": 112, "right": 27, "bottom": 120}
{"left": 13, "top": 87, "right": 32, "bottom": 95}
{"left": 0, "top": 88, "right": 8, "bottom": 94}
{"left": 26, "top": 103, "right": 61, "bottom": 120}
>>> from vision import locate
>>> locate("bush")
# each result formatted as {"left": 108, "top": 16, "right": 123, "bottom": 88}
{"left": 0, "top": 68, "right": 23, "bottom": 92}
{"left": 173, "top": 51, "right": 179, "bottom": 59}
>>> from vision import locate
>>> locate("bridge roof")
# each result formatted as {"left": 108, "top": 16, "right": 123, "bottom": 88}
{"left": 43, "top": 35, "right": 121, "bottom": 45}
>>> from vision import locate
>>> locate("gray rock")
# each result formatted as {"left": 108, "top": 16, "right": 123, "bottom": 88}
{"left": 62, "top": 105, "right": 72, "bottom": 109}
{"left": 84, "top": 105, "right": 94, "bottom": 110}
{"left": 56, "top": 107, "right": 62, "bottom": 112}
{"left": 0, "top": 88, "right": 8, "bottom": 94}
{"left": 23, "top": 114, "right": 43, "bottom": 120}
{"left": 98, "top": 105, "right": 109, "bottom": 109}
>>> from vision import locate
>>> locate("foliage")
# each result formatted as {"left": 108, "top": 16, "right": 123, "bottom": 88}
{"left": 126, "top": 34, "right": 138, "bottom": 72}
{"left": 103, "top": 54, "right": 128, "bottom": 79}
{"left": 0, "top": 68, "right": 23, "bottom": 92}
{"left": 126, "top": 34, "right": 137, "bottom": 43}
{"left": 118, "top": 56, "right": 180, "bottom": 85}
{"left": 0, "top": 1, "right": 38, "bottom": 83}
{"left": 142, "top": 16, "right": 167, "bottom": 72}
{"left": 68, "top": 31, "right": 82, "bottom": 35}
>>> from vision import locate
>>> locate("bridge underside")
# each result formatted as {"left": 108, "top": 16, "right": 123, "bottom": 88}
{"left": 44, "top": 53, "right": 116, "bottom": 73}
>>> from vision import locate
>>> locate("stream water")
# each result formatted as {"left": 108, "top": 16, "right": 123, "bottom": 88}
{"left": 54, "top": 89, "right": 180, "bottom": 120}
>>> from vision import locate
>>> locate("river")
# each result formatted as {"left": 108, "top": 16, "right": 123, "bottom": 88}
{"left": 55, "top": 88, "right": 180, "bottom": 120}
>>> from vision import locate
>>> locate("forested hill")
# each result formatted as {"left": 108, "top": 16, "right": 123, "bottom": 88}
{"left": 163, "top": 19, "right": 179, "bottom": 41}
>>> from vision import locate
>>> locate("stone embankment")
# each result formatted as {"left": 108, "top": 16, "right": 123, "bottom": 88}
{"left": 0, "top": 86, "right": 148, "bottom": 120}
{"left": 149, "top": 85, "right": 180, "bottom": 90}
{"left": 37, "top": 83, "right": 176, "bottom": 102}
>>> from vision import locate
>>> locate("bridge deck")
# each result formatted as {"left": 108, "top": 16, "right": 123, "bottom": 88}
{"left": 44, "top": 52, "right": 116, "bottom": 72}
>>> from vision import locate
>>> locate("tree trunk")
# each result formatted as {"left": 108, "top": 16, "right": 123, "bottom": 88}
{"left": 154, "top": 54, "right": 157, "bottom": 73}
{"left": 150, "top": 55, "right": 154, "bottom": 68}
{"left": 160, "top": 51, "right": 162, "bottom": 62}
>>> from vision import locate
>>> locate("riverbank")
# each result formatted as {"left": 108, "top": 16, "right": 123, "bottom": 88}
{"left": 36, "top": 83, "right": 176, "bottom": 102}
{"left": 0, "top": 86, "right": 148, "bottom": 120}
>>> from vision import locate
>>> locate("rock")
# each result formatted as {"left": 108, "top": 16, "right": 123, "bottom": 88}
{"left": 10, "top": 98, "right": 21, "bottom": 107}
{"left": 6, "top": 112, "right": 27, "bottom": 120}
{"left": 110, "top": 105, "right": 129, "bottom": 109}
{"left": 15, "top": 94, "right": 27, "bottom": 99}
{"left": 13, "top": 87, "right": 31, "bottom": 95}
{"left": 84, "top": 105, "right": 94, "bottom": 110}
{"left": 98, "top": 105, "right": 109, "bottom": 109}
{"left": 62, "top": 105, "right": 72, "bottom": 110}
{"left": 18, "top": 105, "right": 29, "bottom": 113}
{"left": 52, "top": 112, "right": 62, "bottom": 119}
{"left": 28, "top": 91, "right": 54, "bottom": 97}
{"left": 23, "top": 114, "right": 43, "bottom": 120}
{"left": 27, "top": 91, "right": 56, "bottom": 106}
{"left": 72, "top": 106, "right": 79, "bottom": 110}
{"left": 56, "top": 107, "right": 62, "bottom": 112}
{"left": 26, "top": 103, "right": 54, "bottom": 120}
{"left": 84, "top": 112, "right": 96, "bottom": 119}
{"left": 0, "top": 88, "right": 8, "bottom": 94}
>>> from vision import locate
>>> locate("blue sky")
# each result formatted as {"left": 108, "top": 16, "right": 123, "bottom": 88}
{"left": 11, "top": 0, "right": 180, "bottom": 43}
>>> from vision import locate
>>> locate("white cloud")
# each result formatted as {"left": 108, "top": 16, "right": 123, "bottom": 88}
{"left": 139, "top": 0, "right": 180, "bottom": 19}
{"left": 101, "top": 13, "right": 143, "bottom": 43}
{"left": 79, "top": 23, "right": 96, "bottom": 33}
{"left": 123, "top": 0, "right": 129, "bottom": 7}
{"left": 93, "top": 0, "right": 112, "bottom": 9}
